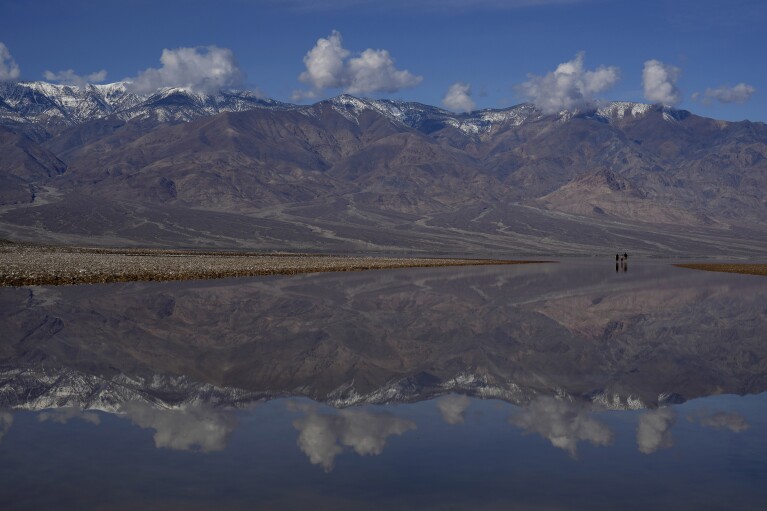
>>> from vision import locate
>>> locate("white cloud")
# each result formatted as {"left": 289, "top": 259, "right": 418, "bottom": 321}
{"left": 442, "top": 82, "right": 476, "bottom": 113}
{"left": 516, "top": 52, "right": 620, "bottom": 114}
{"left": 636, "top": 407, "right": 676, "bottom": 454}
{"left": 296, "top": 30, "right": 422, "bottom": 98}
{"left": 642, "top": 59, "right": 682, "bottom": 106}
{"left": 693, "top": 83, "right": 756, "bottom": 105}
{"left": 299, "top": 31, "right": 350, "bottom": 90}
{"left": 509, "top": 396, "right": 613, "bottom": 457}
{"left": 122, "top": 402, "right": 237, "bottom": 453}
{"left": 127, "top": 46, "right": 245, "bottom": 95}
{"left": 0, "top": 42, "right": 21, "bottom": 81}
{"left": 43, "top": 69, "right": 108, "bottom": 87}
{"left": 696, "top": 411, "right": 750, "bottom": 432}
{"left": 293, "top": 407, "right": 416, "bottom": 471}
{"left": 345, "top": 48, "right": 422, "bottom": 94}
{"left": 0, "top": 410, "right": 12, "bottom": 443}
{"left": 291, "top": 89, "right": 318, "bottom": 102}
{"left": 437, "top": 394, "right": 472, "bottom": 425}
{"left": 38, "top": 406, "right": 101, "bottom": 425}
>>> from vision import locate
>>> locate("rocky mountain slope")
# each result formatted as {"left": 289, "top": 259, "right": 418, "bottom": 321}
{"left": 1, "top": 82, "right": 766, "bottom": 255}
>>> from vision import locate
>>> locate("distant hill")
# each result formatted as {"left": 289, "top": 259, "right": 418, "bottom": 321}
{"left": 1, "top": 82, "right": 766, "bottom": 256}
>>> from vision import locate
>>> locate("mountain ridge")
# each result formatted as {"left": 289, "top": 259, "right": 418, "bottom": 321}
{"left": 1, "top": 80, "right": 710, "bottom": 139}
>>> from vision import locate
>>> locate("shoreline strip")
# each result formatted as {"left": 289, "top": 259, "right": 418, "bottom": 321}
{"left": 1, "top": 246, "right": 551, "bottom": 287}
{"left": 674, "top": 263, "right": 767, "bottom": 277}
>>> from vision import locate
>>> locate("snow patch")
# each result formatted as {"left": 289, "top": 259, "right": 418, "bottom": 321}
{"left": 596, "top": 101, "right": 653, "bottom": 120}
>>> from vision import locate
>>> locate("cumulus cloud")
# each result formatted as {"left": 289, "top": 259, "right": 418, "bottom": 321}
{"left": 437, "top": 394, "right": 472, "bottom": 425}
{"left": 127, "top": 46, "right": 245, "bottom": 94}
{"left": 442, "top": 82, "right": 476, "bottom": 113}
{"left": 0, "top": 410, "right": 12, "bottom": 443}
{"left": 38, "top": 406, "right": 101, "bottom": 425}
{"left": 122, "top": 402, "right": 237, "bottom": 453}
{"left": 43, "top": 69, "right": 108, "bottom": 87}
{"left": 694, "top": 411, "right": 750, "bottom": 432}
{"left": 692, "top": 83, "right": 756, "bottom": 105}
{"left": 295, "top": 30, "right": 422, "bottom": 99}
{"left": 0, "top": 42, "right": 21, "bottom": 81}
{"left": 509, "top": 396, "right": 613, "bottom": 457}
{"left": 299, "top": 31, "right": 350, "bottom": 90}
{"left": 637, "top": 407, "right": 676, "bottom": 454}
{"left": 516, "top": 52, "right": 620, "bottom": 114}
{"left": 292, "top": 407, "right": 416, "bottom": 471}
{"left": 642, "top": 59, "right": 682, "bottom": 106}
{"left": 345, "top": 48, "right": 422, "bottom": 94}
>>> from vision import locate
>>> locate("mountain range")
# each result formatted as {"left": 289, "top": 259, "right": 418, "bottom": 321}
{"left": 2, "top": 81, "right": 766, "bottom": 256}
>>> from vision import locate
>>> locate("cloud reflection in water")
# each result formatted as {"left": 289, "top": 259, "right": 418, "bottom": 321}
{"left": 508, "top": 396, "right": 614, "bottom": 457}
{"left": 291, "top": 403, "right": 416, "bottom": 471}
{"left": 38, "top": 406, "right": 101, "bottom": 425}
{"left": 436, "top": 394, "right": 471, "bottom": 425}
{"left": 121, "top": 402, "right": 237, "bottom": 453}
{"left": 0, "top": 410, "right": 12, "bottom": 442}
{"left": 637, "top": 407, "right": 676, "bottom": 454}
{"left": 695, "top": 411, "right": 750, "bottom": 433}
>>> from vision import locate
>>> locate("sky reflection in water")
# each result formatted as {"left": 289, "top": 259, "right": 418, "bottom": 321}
{"left": 1, "top": 393, "right": 765, "bottom": 511}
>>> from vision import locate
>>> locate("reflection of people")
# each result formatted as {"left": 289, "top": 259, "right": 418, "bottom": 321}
{"left": 615, "top": 252, "right": 629, "bottom": 273}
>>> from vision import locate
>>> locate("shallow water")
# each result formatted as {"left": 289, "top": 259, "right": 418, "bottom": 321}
{"left": 1, "top": 260, "right": 766, "bottom": 510}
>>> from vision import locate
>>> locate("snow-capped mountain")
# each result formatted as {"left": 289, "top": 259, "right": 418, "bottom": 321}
{"left": 315, "top": 95, "right": 676, "bottom": 136}
{"left": 124, "top": 86, "right": 294, "bottom": 123}
{"left": 316, "top": 94, "right": 544, "bottom": 136}
{"left": 0, "top": 364, "right": 659, "bottom": 414}
{"left": 0, "top": 81, "right": 293, "bottom": 138}
{"left": 0, "top": 80, "right": 674, "bottom": 141}
{"left": 0, "top": 81, "right": 141, "bottom": 133}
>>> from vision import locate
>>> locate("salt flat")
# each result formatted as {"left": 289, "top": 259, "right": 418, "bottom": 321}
{"left": 0, "top": 243, "right": 542, "bottom": 286}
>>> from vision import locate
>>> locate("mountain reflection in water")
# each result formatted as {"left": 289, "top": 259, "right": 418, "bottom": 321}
{"left": 2, "top": 259, "right": 766, "bottom": 408}
{"left": 1, "top": 260, "right": 766, "bottom": 509}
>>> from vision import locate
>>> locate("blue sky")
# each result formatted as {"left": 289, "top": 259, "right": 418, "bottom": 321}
{"left": 1, "top": 0, "right": 765, "bottom": 121}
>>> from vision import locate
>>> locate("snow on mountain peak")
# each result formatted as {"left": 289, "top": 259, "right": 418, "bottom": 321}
{"left": 596, "top": 101, "right": 654, "bottom": 120}
{"left": 322, "top": 95, "right": 541, "bottom": 135}
{"left": 0, "top": 80, "right": 293, "bottom": 133}
{"left": 0, "top": 80, "right": 698, "bottom": 141}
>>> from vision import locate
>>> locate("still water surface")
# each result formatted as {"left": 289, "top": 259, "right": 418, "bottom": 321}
{"left": 1, "top": 260, "right": 765, "bottom": 510}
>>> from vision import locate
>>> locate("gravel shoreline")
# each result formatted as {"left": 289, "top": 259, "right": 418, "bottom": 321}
{"left": 0, "top": 244, "right": 549, "bottom": 287}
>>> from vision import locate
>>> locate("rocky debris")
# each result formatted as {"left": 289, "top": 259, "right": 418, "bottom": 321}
{"left": 0, "top": 244, "right": 543, "bottom": 286}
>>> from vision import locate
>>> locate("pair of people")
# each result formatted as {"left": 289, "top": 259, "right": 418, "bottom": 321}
{"left": 615, "top": 252, "right": 628, "bottom": 272}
